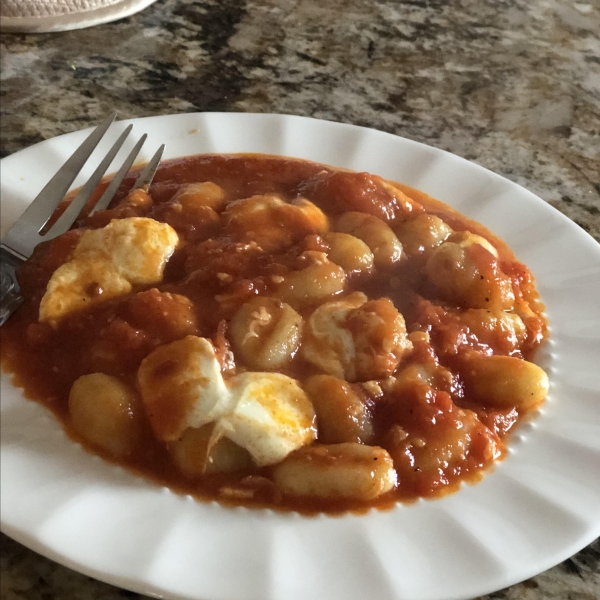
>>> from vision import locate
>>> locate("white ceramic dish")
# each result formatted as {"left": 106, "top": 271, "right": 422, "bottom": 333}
{"left": 1, "top": 113, "right": 600, "bottom": 600}
{"left": 1, "top": 0, "right": 159, "bottom": 34}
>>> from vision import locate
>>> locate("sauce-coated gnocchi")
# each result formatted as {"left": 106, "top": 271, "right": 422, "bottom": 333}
{"left": 1, "top": 154, "right": 549, "bottom": 514}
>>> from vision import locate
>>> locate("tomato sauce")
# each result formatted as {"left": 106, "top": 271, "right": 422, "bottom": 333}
{"left": 0, "top": 154, "right": 548, "bottom": 514}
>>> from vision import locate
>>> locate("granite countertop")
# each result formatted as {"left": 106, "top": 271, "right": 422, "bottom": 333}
{"left": 1, "top": 0, "right": 599, "bottom": 598}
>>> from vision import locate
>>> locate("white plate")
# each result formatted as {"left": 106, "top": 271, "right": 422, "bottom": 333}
{"left": 1, "top": 0, "right": 159, "bottom": 34}
{"left": 2, "top": 113, "right": 600, "bottom": 600}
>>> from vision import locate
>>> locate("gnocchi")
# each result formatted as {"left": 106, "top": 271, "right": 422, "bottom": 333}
{"left": 425, "top": 241, "right": 515, "bottom": 309}
{"left": 336, "top": 211, "right": 403, "bottom": 268}
{"left": 275, "top": 258, "right": 346, "bottom": 307}
{"left": 394, "top": 213, "right": 452, "bottom": 255}
{"left": 272, "top": 443, "right": 397, "bottom": 500}
{"left": 460, "top": 353, "right": 549, "bottom": 410}
{"left": 169, "top": 424, "right": 253, "bottom": 477}
{"left": 171, "top": 182, "right": 227, "bottom": 212}
{"left": 224, "top": 194, "right": 328, "bottom": 252}
{"left": 304, "top": 375, "right": 374, "bottom": 444}
{"left": 301, "top": 292, "right": 412, "bottom": 381}
{"left": 321, "top": 232, "right": 374, "bottom": 276}
{"left": 69, "top": 373, "right": 146, "bottom": 458}
{"left": 230, "top": 297, "right": 302, "bottom": 370}
{"left": 5, "top": 155, "right": 549, "bottom": 514}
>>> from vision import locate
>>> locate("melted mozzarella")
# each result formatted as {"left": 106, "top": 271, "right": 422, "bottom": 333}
{"left": 302, "top": 292, "right": 412, "bottom": 382}
{"left": 301, "top": 292, "right": 367, "bottom": 380}
{"left": 449, "top": 230, "right": 498, "bottom": 258}
{"left": 40, "top": 259, "right": 132, "bottom": 324}
{"left": 137, "top": 336, "right": 316, "bottom": 465}
{"left": 224, "top": 194, "right": 329, "bottom": 252}
{"left": 40, "top": 217, "right": 178, "bottom": 323}
{"left": 138, "top": 336, "right": 235, "bottom": 441}
{"left": 222, "top": 373, "right": 316, "bottom": 467}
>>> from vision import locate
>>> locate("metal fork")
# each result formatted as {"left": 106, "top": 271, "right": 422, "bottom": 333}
{"left": 0, "top": 113, "right": 165, "bottom": 326}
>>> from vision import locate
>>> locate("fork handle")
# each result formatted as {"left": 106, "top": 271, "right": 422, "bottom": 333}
{"left": 0, "top": 246, "right": 25, "bottom": 326}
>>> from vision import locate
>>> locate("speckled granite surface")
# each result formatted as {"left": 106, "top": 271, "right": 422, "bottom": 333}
{"left": 1, "top": 0, "right": 599, "bottom": 599}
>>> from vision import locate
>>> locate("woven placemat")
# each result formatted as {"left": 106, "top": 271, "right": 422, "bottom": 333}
{"left": 1, "top": 0, "right": 158, "bottom": 32}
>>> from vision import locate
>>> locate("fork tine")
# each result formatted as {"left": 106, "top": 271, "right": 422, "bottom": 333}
{"left": 131, "top": 144, "right": 165, "bottom": 191}
{"left": 88, "top": 133, "right": 147, "bottom": 216}
{"left": 6, "top": 114, "right": 117, "bottom": 243}
{"left": 42, "top": 124, "right": 133, "bottom": 241}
